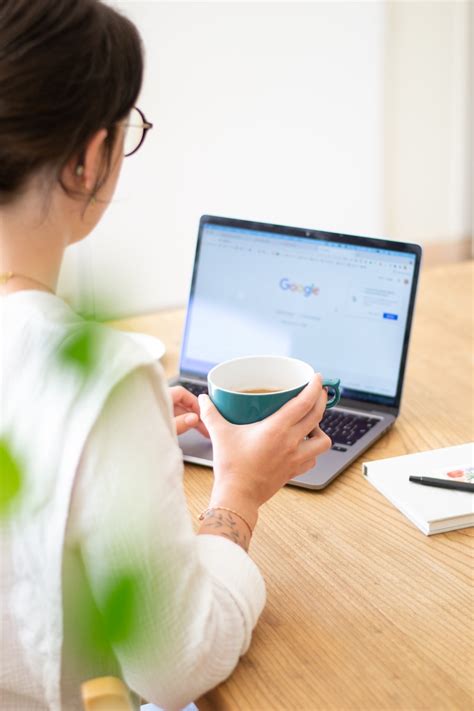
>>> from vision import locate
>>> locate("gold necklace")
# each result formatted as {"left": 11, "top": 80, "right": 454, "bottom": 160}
{"left": 0, "top": 271, "right": 54, "bottom": 294}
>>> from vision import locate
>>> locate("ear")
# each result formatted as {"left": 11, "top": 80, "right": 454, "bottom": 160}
{"left": 80, "top": 129, "right": 108, "bottom": 191}
{"left": 64, "top": 128, "right": 108, "bottom": 193}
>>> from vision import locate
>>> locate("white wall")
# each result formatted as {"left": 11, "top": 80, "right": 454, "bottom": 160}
{"left": 384, "top": 0, "right": 472, "bottom": 247}
{"left": 58, "top": 1, "right": 385, "bottom": 318}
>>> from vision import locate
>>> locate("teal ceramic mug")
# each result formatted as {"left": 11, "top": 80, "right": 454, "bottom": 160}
{"left": 208, "top": 355, "right": 341, "bottom": 425}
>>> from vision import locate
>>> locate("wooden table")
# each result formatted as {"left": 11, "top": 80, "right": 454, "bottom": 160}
{"left": 113, "top": 261, "right": 474, "bottom": 711}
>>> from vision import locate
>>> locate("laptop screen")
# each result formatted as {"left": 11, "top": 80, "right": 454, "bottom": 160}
{"left": 180, "top": 217, "right": 421, "bottom": 408}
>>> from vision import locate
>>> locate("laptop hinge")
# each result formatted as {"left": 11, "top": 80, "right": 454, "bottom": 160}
{"left": 176, "top": 372, "right": 207, "bottom": 384}
{"left": 338, "top": 397, "right": 399, "bottom": 417}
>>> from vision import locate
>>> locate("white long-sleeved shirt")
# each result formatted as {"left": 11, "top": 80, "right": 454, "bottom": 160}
{"left": 0, "top": 291, "right": 265, "bottom": 711}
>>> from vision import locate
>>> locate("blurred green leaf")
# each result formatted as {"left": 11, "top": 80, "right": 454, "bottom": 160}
{"left": 64, "top": 558, "right": 152, "bottom": 669}
{"left": 0, "top": 439, "right": 23, "bottom": 516}
{"left": 102, "top": 571, "right": 140, "bottom": 646}
{"left": 59, "top": 324, "right": 98, "bottom": 375}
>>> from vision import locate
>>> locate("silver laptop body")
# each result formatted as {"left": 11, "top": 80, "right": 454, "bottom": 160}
{"left": 170, "top": 215, "right": 422, "bottom": 490}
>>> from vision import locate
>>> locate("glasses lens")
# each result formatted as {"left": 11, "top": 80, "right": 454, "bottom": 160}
{"left": 123, "top": 107, "right": 144, "bottom": 156}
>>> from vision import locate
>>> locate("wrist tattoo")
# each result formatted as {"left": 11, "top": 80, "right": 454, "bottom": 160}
{"left": 199, "top": 509, "right": 250, "bottom": 551}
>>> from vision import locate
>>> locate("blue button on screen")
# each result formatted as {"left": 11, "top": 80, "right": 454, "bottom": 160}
{"left": 383, "top": 313, "right": 398, "bottom": 320}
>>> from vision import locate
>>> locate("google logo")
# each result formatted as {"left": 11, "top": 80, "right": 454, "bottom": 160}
{"left": 279, "top": 278, "right": 320, "bottom": 297}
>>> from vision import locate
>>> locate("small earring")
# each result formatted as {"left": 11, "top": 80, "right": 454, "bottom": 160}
{"left": 89, "top": 194, "right": 97, "bottom": 206}
{"left": 75, "top": 165, "right": 84, "bottom": 177}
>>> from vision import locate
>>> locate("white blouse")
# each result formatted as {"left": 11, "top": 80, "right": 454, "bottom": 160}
{"left": 0, "top": 291, "right": 265, "bottom": 711}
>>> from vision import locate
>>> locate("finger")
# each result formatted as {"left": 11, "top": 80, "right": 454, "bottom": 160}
{"left": 175, "top": 412, "right": 200, "bottom": 435}
{"left": 170, "top": 386, "right": 200, "bottom": 413}
{"left": 294, "top": 387, "right": 328, "bottom": 438}
{"left": 198, "top": 394, "right": 228, "bottom": 432}
{"left": 195, "top": 419, "right": 211, "bottom": 438}
{"left": 298, "top": 457, "right": 318, "bottom": 475}
{"left": 175, "top": 411, "right": 210, "bottom": 438}
{"left": 174, "top": 402, "right": 210, "bottom": 437}
{"left": 270, "top": 374, "right": 323, "bottom": 426}
{"left": 298, "top": 429, "right": 332, "bottom": 459}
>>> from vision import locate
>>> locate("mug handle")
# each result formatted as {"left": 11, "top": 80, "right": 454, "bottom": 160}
{"left": 321, "top": 378, "right": 341, "bottom": 408}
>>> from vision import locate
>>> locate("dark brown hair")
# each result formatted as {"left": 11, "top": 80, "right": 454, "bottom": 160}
{"left": 0, "top": 0, "right": 143, "bottom": 205}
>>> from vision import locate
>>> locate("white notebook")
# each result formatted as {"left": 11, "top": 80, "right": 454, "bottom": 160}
{"left": 363, "top": 443, "right": 474, "bottom": 535}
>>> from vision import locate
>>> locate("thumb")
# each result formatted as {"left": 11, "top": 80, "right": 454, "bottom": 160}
{"left": 198, "top": 394, "right": 226, "bottom": 432}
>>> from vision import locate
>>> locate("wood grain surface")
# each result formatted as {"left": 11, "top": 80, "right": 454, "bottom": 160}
{"left": 111, "top": 261, "right": 474, "bottom": 711}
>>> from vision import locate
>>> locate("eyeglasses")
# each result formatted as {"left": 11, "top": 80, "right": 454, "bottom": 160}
{"left": 122, "top": 106, "right": 153, "bottom": 157}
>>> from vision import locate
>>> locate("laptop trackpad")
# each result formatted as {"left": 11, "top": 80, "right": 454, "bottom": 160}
{"left": 178, "top": 429, "right": 214, "bottom": 465}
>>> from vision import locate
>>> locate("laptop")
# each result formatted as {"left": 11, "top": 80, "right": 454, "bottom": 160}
{"left": 170, "top": 215, "right": 422, "bottom": 489}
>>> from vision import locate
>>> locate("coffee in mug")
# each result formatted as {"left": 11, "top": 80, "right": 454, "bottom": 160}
{"left": 238, "top": 388, "right": 281, "bottom": 394}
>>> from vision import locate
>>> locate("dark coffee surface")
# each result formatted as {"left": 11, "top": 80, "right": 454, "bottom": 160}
{"left": 238, "top": 388, "right": 281, "bottom": 394}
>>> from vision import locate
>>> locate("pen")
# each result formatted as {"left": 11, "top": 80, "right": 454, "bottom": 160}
{"left": 409, "top": 476, "right": 474, "bottom": 492}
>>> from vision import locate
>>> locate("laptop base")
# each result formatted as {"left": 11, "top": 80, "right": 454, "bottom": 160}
{"left": 177, "top": 407, "right": 395, "bottom": 490}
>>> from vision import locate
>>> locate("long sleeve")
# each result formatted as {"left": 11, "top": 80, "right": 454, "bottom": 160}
{"left": 66, "top": 364, "right": 266, "bottom": 710}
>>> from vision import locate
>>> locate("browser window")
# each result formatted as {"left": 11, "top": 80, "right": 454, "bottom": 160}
{"left": 181, "top": 224, "right": 416, "bottom": 398}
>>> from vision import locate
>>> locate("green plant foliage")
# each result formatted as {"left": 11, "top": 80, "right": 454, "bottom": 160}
{"left": 102, "top": 571, "right": 141, "bottom": 646}
{"left": 64, "top": 554, "right": 156, "bottom": 671}
{"left": 0, "top": 439, "right": 23, "bottom": 516}
{"left": 58, "top": 324, "right": 98, "bottom": 376}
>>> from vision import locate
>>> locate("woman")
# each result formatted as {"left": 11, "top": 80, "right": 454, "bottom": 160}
{"left": 0, "top": 1, "right": 331, "bottom": 709}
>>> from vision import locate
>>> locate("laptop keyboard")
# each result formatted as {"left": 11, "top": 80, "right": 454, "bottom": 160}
{"left": 181, "top": 381, "right": 380, "bottom": 449}
{"left": 182, "top": 381, "right": 209, "bottom": 397}
{"left": 320, "top": 410, "right": 380, "bottom": 450}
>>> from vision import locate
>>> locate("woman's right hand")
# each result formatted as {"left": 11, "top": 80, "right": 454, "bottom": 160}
{"left": 198, "top": 374, "right": 332, "bottom": 526}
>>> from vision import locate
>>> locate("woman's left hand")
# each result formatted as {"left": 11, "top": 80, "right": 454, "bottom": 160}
{"left": 170, "top": 385, "right": 210, "bottom": 437}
